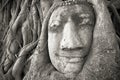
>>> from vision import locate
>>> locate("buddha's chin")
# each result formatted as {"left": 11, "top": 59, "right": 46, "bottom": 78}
{"left": 50, "top": 55, "right": 85, "bottom": 78}
{"left": 63, "top": 61, "right": 84, "bottom": 78}
{"left": 54, "top": 57, "right": 85, "bottom": 78}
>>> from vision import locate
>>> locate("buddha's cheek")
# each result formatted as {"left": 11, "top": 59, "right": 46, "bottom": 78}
{"left": 48, "top": 32, "right": 61, "bottom": 51}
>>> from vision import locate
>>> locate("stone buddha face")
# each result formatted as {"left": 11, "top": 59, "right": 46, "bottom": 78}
{"left": 48, "top": 3, "right": 95, "bottom": 77}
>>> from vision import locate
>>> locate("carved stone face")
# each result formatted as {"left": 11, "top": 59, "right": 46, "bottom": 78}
{"left": 48, "top": 4, "right": 95, "bottom": 77}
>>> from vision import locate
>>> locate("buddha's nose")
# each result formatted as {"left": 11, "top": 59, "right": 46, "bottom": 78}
{"left": 60, "top": 20, "right": 84, "bottom": 50}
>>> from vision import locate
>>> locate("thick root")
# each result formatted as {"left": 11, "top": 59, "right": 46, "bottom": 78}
{"left": 12, "top": 40, "right": 38, "bottom": 80}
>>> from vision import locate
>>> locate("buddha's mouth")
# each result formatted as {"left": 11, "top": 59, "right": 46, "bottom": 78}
{"left": 68, "top": 57, "right": 84, "bottom": 63}
{"left": 59, "top": 56, "right": 85, "bottom": 63}
{"left": 57, "top": 50, "right": 88, "bottom": 58}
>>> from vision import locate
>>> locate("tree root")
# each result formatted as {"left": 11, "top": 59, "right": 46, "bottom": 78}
{"left": 12, "top": 40, "right": 38, "bottom": 80}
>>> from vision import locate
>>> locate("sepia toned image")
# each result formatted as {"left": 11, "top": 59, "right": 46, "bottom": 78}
{"left": 0, "top": 0, "right": 120, "bottom": 80}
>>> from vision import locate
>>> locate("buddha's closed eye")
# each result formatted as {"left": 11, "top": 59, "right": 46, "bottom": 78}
{"left": 49, "top": 20, "right": 62, "bottom": 32}
{"left": 78, "top": 14, "right": 94, "bottom": 25}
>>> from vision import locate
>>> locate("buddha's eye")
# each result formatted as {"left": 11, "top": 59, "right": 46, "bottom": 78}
{"left": 78, "top": 17, "right": 94, "bottom": 30}
{"left": 49, "top": 21, "right": 61, "bottom": 32}
{"left": 78, "top": 17, "right": 94, "bottom": 27}
{"left": 81, "top": 18, "right": 90, "bottom": 25}
{"left": 78, "top": 14, "right": 93, "bottom": 26}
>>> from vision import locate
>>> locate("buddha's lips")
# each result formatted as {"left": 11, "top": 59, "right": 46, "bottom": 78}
{"left": 69, "top": 57, "right": 84, "bottom": 63}
{"left": 57, "top": 52, "right": 87, "bottom": 58}
{"left": 58, "top": 50, "right": 87, "bottom": 58}
{"left": 59, "top": 56, "right": 84, "bottom": 63}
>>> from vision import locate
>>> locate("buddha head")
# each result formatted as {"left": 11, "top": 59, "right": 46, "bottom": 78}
{"left": 26, "top": 0, "right": 120, "bottom": 80}
{"left": 48, "top": 0, "right": 95, "bottom": 77}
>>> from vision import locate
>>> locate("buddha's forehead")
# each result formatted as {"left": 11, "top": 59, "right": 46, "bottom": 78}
{"left": 49, "top": 4, "right": 94, "bottom": 23}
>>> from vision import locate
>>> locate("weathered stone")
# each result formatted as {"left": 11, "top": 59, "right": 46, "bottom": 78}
{"left": 24, "top": 0, "right": 120, "bottom": 80}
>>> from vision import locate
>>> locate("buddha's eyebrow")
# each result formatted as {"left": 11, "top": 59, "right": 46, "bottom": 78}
{"left": 59, "top": 11, "right": 69, "bottom": 21}
{"left": 49, "top": 20, "right": 61, "bottom": 26}
{"left": 79, "top": 14, "right": 90, "bottom": 18}
{"left": 54, "top": 13, "right": 65, "bottom": 21}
